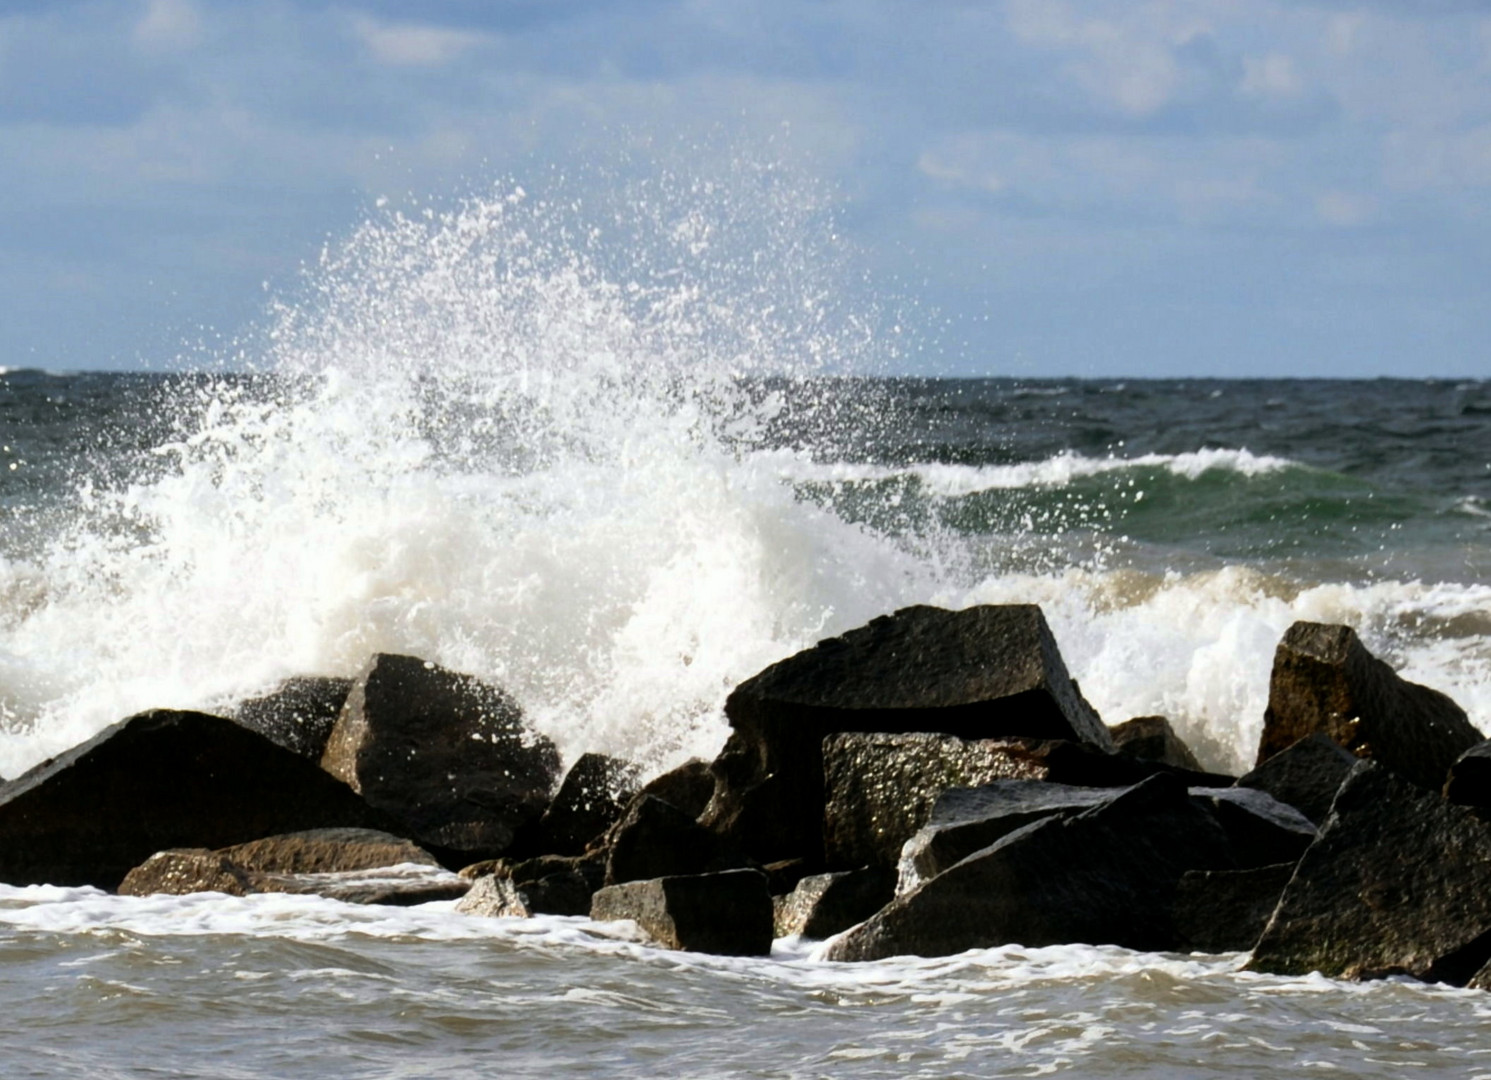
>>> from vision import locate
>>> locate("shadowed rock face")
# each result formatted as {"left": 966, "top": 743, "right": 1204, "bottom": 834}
{"left": 527, "top": 753, "right": 642, "bottom": 857}
{"left": 701, "top": 604, "right": 1112, "bottom": 863}
{"left": 321, "top": 654, "right": 560, "bottom": 861}
{"left": 1444, "top": 740, "right": 1491, "bottom": 808}
{"left": 1110, "top": 716, "right": 1204, "bottom": 772}
{"left": 590, "top": 869, "right": 774, "bottom": 955}
{"left": 1248, "top": 760, "right": 1491, "bottom": 984}
{"left": 1257, "top": 622, "right": 1483, "bottom": 791}
{"left": 773, "top": 866, "right": 896, "bottom": 940}
{"left": 1236, "top": 733, "right": 1357, "bottom": 826}
{"left": 230, "top": 676, "right": 353, "bottom": 760}
{"left": 0, "top": 710, "right": 392, "bottom": 890}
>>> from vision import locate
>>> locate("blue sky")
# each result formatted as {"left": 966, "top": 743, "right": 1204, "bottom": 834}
{"left": 2, "top": 0, "right": 1490, "bottom": 377}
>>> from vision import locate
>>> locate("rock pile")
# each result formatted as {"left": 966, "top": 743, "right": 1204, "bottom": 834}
{"left": 2, "top": 605, "right": 1489, "bottom": 988}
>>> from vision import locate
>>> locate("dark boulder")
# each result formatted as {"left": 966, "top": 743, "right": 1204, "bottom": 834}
{"left": 773, "top": 866, "right": 896, "bottom": 939}
{"left": 604, "top": 794, "right": 751, "bottom": 887}
{"left": 1248, "top": 761, "right": 1491, "bottom": 983}
{"left": 824, "top": 774, "right": 1236, "bottom": 962}
{"left": 639, "top": 758, "right": 716, "bottom": 820}
{"left": 823, "top": 731, "right": 1233, "bottom": 872}
{"left": 1235, "top": 733, "right": 1356, "bottom": 825}
{"left": 0, "top": 710, "right": 392, "bottom": 889}
{"left": 230, "top": 676, "right": 353, "bottom": 760}
{"left": 1109, "top": 715, "right": 1204, "bottom": 772}
{"left": 320, "top": 654, "right": 561, "bottom": 861}
{"left": 701, "top": 604, "right": 1112, "bottom": 864}
{"left": 1443, "top": 740, "right": 1491, "bottom": 807}
{"left": 590, "top": 869, "right": 774, "bottom": 955}
{"left": 1188, "top": 787, "right": 1316, "bottom": 869}
{"left": 457, "top": 863, "right": 599, "bottom": 918}
{"left": 1173, "top": 863, "right": 1296, "bottom": 954}
{"left": 528, "top": 753, "right": 642, "bottom": 856}
{"left": 1257, "top": 622, "right": 1482, "bottom": 791}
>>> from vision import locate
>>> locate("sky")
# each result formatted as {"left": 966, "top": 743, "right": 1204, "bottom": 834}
{"left": 2, "top": 0, "right": 1490, "bottom": 377}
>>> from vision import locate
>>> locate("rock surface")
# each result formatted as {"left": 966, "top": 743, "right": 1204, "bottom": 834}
{"left": 1109, "top": 715, "right": 1204, "bottom": 772}
{"left": 590, "top": 869, "right": 774, "bottom": 955}
{"left": 529, "top": 753, "right": 641, "bottom": 856}
{"left": 320, "top": 654, "right": 560, "bottom": 860}
{"left": 701, "top": 604, "right": 1112, "bottom": 863}
{"left": 1443, "top": 740, "right": 1491, "bottom": 807}
{"left": 1188, "top": 787, "right": 1317, "bottom": 869}
{"left": 638, "top": 758, "right": 716, "bottom": 820}
{"left": 824, "top": 774, "right": 1236, "bottom": 962}
{"left": 230, "top": 676, "right": 353, "bottom": 760}
{"left": 1257, "top": 622, "right": 1482, "bottom": 791}
{"left": 1235, "top": 733, "right": 1356, "bottom": 825}
{"left": 0, "top": 710, "right": 391, "bottom": 889}
{"left": 773, "top": 866, "right": 896, "bottom": 939}
{"left": 604, "top": 794, "right": 750, "bottom": 886}
{"left": 217, "top": 827, "right": 439, "bottom": 873}
{"left": 1172, "top": 863, "right": 1296, "bottom": 954}
{"left": 1248, "top": 760, "right": 1491, "bottom": 983}
{"left": 456, "top": 851, "right": 605, "bottom": 917}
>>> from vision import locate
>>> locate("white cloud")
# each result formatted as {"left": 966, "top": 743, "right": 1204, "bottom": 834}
{"left": 133, "top": 0, "right": 203, "bottom": 53}
{"left": 1240, "top": 52, "right": 1302, "bottom": 99}
{"left": 350, "top": 14, "right": 489, "bottom": 67}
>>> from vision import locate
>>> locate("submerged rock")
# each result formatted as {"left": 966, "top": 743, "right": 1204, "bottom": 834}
{"left": 0, "top": 710, "right": 391, "bottom": 889}
{"left": 1256, "top": 622, "right": 1482, "bottom": 791}
{"left": 1109, "top": 715, "right": 1204, "bottom": 772}
{"left": 1235, "top": 733, "right": 1356, "bottom": 826}
{"left": 1248, "top": 761, "right": 1491, "bottom": 983}
{"left": 590, "top": 869, "right": 773, "bottom": 955}
{"left": 773, "top": 866, "right": 896, "bottom": 940}
{"left": 230, "top": 676, "right": 353, "bottom": 760}
{"left": 702, "top": 604, "right": 1112, "bottom": 863}
{"left": 824, "top": 774, "right": 1235, "bottom": 962}
{"left": 320, "top": 654, "right": 561, "bottom": 861}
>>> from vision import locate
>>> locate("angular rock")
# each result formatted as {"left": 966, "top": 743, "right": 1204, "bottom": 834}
{"left": 824, "top": 773, "right": 1236, "bottom": 961}
{"left": 529, "top": 753, "right": 641, "bottom": 856}
{"left": 604, "top": 794, "right": 750, "bottom": 887}
{"left": 1188, "top": 788, "right": 1316, "bottom": 869}
{"left": 824, "top": 732, "right": 1232, "bottom": 872}
{"left": 455, "top": 851, "right": 605, "bottom": 917}
{"left": 762, "top": 858, "right": 816, "bottom": 895}
{"left": 320, "top": 654, "right": 561, "bottom": 860}
{"left": 230, "top": 676, "right": 353, "bottom": 760}
{"left": 1173, "top": 863, "right": 1296, "bottom": 954}
{"left": 702, "top": 604, "right": 1112, "bottom": 863}
{"left": 0, "top": 710, "right": 392, "bottom": 889}
{"left": 1110, "top": 715, "right": 1204, "bottom": 772}
{"left": 590, "top": 869, "right": 773, "bottom": 955}
{"left": 1257, "top": 622, "right": 1483, "bottom": 791}
{"left": 773, "top": 866, "right": 896, "bottom": 939}
{"left": 1443, "top": 740, "right": 1491, "bottom": 807}
{"left": 639, "top": 758, "right": 715, "bottom": 820}
{"left": 1235, "top": 733, "right": 1356, "bottom": 825}
{"left": 1248, "top": 761, "right": 1491, "bottom": 983}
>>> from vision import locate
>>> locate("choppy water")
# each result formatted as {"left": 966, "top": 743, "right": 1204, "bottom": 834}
{"left": 2, "top": 180, "right": 1490, "bottom": 1075}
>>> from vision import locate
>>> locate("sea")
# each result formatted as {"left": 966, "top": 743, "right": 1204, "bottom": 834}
{"left": 2, "top": 185, "right": 1491, "bottom": 1077}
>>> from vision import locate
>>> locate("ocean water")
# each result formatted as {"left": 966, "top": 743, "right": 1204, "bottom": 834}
{"left": 2, "top": 184, "right": 1491, "bottom": 1076}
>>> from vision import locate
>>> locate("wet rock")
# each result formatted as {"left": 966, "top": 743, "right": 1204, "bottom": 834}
{"left": 1248, "top": 761, "right": 1491, "bottom": 983}
{"left": 638, "top": 758, "right": 716, "bottom": 821}
{"left": 1235, "top": 733, "right": 1356, "bottom": 825}
{"left": 265, "top": 864, "right": 469, "bottom": 905}
{"left": 1173, "top": 863, "right": 1296, "bottom": 954}
{"left": 1257, "top": 622, "right": 1482, "bottom": 791}
{"left": 0, "top": 709, "right": 392, "bottom": 889}
{"left": 1188, "top": 788, "right": 1317, "bottom": 869}
{"left": 762, "top": 858, "right": 816, "bottom": 896}
{"left": 701, "top": 604, "right": 1112, "bottom": 863}
{"left": 824, "top": 732, "right": 1232, "bottom": 872}
{"left": 457, "top": 865, "right": 598, "bottom": 917}
{"left": 824, "top": 774, "right": 1236, "bottom": 962}
{"left": 320, "top": 654, "right": 560, "bottom": 861}
{"left": 119, "top": 849, "right": 253, "bottom": 897}
{"left": 529, "top": 753, "right": 642, "bottom": 856}
{"left": 773, "top": 866, "right": 896, "bottom": 939}
{"left": 230, "top": 676, "right": 353, "bottom": 760}
{"left": 217, "top": 827, "right": 439, "bottom": 873}
{"left": 1443, "top": 740, "right": 1491, "bottom": 807}
{"left": 1110, "top": 715, "right": 1204, "bottom": 772}
{"left": 590, "top": 869, "right": 773, "bottom": 955}
{"left": 604, "top": 794, "right": 750, "bottom": 887}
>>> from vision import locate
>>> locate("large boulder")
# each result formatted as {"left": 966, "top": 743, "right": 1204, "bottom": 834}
{"left": 1109, "top": 715, "right": 1204, "bottom": 772}
{"left": 1235, "top": 733, "right": 1356, "bottom": 825}
{"left": 1443, "top": 740, "right": 1491, "bottom": 807}
{"left": 773, "top": 866, "right": 896, "bottom": 940}
{"left": 701, "top": 605, "right": 1112, "bottom": 864}
{"left": 604, "top": 794, "right": 751, "bottom": 887}
{"left": 823, "top": 731, "right": 1232, "bottom": 872}
{"left": 590, "top": 869, "right": 774, "bottom": 955}
{"left": 0, "top": 710, "right": 392, "bottom": 889}
{"left": 1248, "top": 760, "right": 1491, "bottom": 983}
{"left": 1256, "top": 622, "right": 1482, "bottom": 791}
{"left": 1188, "top": 787, "right": 1316, "bottom": 869}
{"left": 320, "top": 654, "right": 561, "bottom": 861}
{"left": 230, "top": 676, "right": 353, "bottom": 760}
{"left": 117, "top": 827, "right": 468, "bottom": 904}
{"left": 638, "top": 758, "right": 716, "bottom": 820}
{"left": 526, "top": 753, "right": 641, "bottom": 856}
{"left": 1172, "top": 863, "right": 1297, "bottom": 954}
{"left": 825, "top": 774, "right": 1235, "bottom": 961}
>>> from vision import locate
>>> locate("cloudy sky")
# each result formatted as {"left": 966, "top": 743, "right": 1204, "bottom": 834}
{"left": 3, "top": 0, "right": 1490, "bottom": 377}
